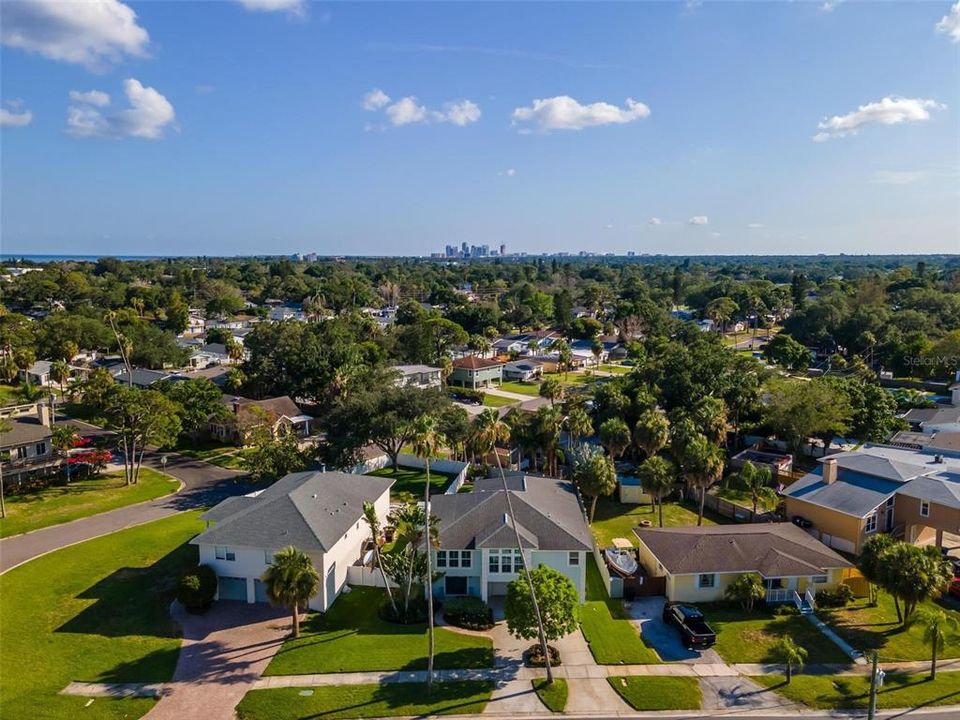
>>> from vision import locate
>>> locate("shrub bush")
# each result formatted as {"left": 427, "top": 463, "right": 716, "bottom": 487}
{"left": 815, "top": 584, "right": 854, "bottom": 608}
{"left": 526, "top": 643, "right": 562, "bottom": 667}
{"left": 773, "top": 603, "right": 800, "bottom": 616}
{"left": 378, "top": 596, "right": 428, "bottom": 624}
{"left": 177, "top": 564, "right": 217, "bottom": 610}
{"left": 443, "top": 596, "right": 494, "bottom": 630}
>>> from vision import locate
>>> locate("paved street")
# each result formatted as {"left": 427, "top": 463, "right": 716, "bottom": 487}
{"left": 0, "top": 451, "right": 249, "bottom": 573}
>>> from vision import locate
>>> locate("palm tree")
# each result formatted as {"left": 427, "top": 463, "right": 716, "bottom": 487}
{"left": 638, "top": 456, "right": 675, "bottom": 527}
{"left": 705, "top": 296, "right": 739, "bottom": 335}
{"left": 226, "top": 337, "right": 245, "bottom": 363}
{"left": 473, "top": 409, "right": 555, "bottom": 683}
{"left": 591, "top": 339, "right": 603, "bottom": 369}
{"left": 410, "top": 414, "right": 446, "bottom": 692}
{"left": 261, "top": 546, "right": 321, "bottom": 639}
{"left": 572, "top": 446, "right": 618, "bottom": 523}
{"left": 554, "top": 340, "right": 573, "bottom": 380}
{"left": 634, "top": 408, "right": 670, "bottom": 459}
{"left": 532, "top": 406, "right": 564, "bottom": 476}
{"left": 363, "top": 500, "right": 397, "bottom": 616}
{"left": 0, "top": 416, "right": 10, "bottom": 519}
{"left": 539, "top": 377, "right": 564, "bottom": 406}
{"left": 303, "top": 291, "right": 326, "bottom": 322}
{"left": 599, "top": 418, "right": 631, "bottom": 461}
{"left": 50, "top": 360, "right": 70, "bottom": 396}
{"left": 771, "top": 636, "right": 808, "bottom": 684}
{"left": 735, "top": 461, "right": 775, "bottom": 519}
{"left": 565, "top": 407, "right": 593, "bottom": 449}
{"left": 910, "top": 607, "right": 959, "bottom": 679}
{"left": 679, "top": 433, "right": 725, "bottom": 526}
{"left": 693, "top": 396, "right": 728, "bottom": 447}
{"left": 469, "top": 335, "right": 491, "bottom": 358}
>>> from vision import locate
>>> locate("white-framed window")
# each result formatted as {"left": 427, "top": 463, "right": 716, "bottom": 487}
{"left": 920, "top": 499, "right": 930, "bottom": 517}
{"left": 698, "top": 573, "right": 716, "bottom": 589}
{"left": 449, "top": 551, "right": 460, "bottom": 568}
{"left": 865, "top": 513, "right": 877, "bottom": 533}
{"left": 812, "top": 575, "right": 828, "bottom": 584}
{"left": 488, "top": 553, "right": 499, "bottom": 573}
{"left": 264, "top": 551, "right": 274, "bottom": 565}
{"left": 436, "top": 550, "right": 447, "bottom": 568}
{"left": 36, "top": 442, "right": 47, "bottom": 455}
{"left": 215, "top": 546, "right": 235, "bottom": 561}
{"left": 460, "top": 551, "right": 472, "bottom": 568}
{"left": 568, "top": 552, "right": 580, "bottom": 566}
{"left": 489, "top": 549, "right": 522, "bottom": 573}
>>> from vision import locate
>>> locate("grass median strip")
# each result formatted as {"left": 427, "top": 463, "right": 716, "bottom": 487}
{"left": 236, "top": 681, "right": 495, "bottom": 720}
{"left": 579, "top": 555, "right": 660, "bottom": 664}
{"left": 532, "top": 678, "right": 568, "bottom": 712}
{"left": 264, "top": 586, "right": 493, "bottom": 675}
{"left": 0, "top": 511, "right": 203, "bottom": 720}
{"left": 753, "top": 672, "right": 960, "bottom": 710}
{"left": 0, "top": 468, "right": 178, "bottom": 538}
{"left": 607, "top": 676, "right": 702, "bottom": 711}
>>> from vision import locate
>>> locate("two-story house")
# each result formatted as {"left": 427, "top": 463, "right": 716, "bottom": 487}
{"left": 391, "top": 364, "right": 443, "bottom": 389}
{"left": 428, "top": 473, "right": 593, "bottom": 603}
{"left": 449, "top": 356, "right": 504, "bottom": 390}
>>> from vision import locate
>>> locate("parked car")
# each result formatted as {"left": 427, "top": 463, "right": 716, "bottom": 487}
{"left": 662, "top": 602, "right": 717, "bottom": 650}
{"left": 948, "top": 578, "right": 960, "bottom": 600}
{"left": 791, "top": 515, "right": 813, "bottom": 529}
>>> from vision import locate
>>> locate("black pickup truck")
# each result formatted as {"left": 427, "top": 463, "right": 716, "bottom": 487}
{"left": 662, "top": 602, "right": 717, "bottom": 650}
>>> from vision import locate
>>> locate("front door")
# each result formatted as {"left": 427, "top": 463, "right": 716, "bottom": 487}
{"left": 325, "top": 563, "right": 337, "bottom": 608}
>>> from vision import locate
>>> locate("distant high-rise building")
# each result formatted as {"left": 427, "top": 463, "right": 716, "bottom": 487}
{"left": 461, "top": 241, "right": 469, "bottom": 256}
{"left": 500, "top": 244, "right": 506, "bottom": 256}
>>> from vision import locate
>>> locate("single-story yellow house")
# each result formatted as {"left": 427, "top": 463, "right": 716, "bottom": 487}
{"left": 633, "top": 523, "right": 853, "bottom": 606}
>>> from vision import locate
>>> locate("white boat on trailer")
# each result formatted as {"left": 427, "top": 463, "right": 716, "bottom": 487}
{"left": 604, "top": 547, "right": 638, "bottom": 577}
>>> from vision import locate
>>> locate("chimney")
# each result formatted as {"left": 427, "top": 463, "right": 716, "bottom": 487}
{"left": 232, "top": 397, "right": 241, "bottom": 414}
{"left": 823, "top": 457, "right": 838, "bottom": 485}
{"left": 37, "top": 403, "right": 52, "bottom": 428}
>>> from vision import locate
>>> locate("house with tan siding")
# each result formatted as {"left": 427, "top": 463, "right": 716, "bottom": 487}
{"left": 633, "top": 524, "right": 853, "bottom": 606}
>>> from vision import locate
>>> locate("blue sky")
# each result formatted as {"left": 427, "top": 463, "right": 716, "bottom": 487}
{"left": 1, "top": 0, "right": 958, "bottom": 257}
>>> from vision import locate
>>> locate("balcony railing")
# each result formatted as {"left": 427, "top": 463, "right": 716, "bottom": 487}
{"left": 765, "top": 588, "right": 792, "bottom": 604}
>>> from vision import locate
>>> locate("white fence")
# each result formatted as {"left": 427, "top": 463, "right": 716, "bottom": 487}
{"left": 351, "top": 452, "right": 470, "bottom": 494}
{"left": 346, "top": 564, "right": 392, "bottom": 588}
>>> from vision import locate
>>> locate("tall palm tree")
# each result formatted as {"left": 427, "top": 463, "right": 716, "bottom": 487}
{"left": 771, "top": 636, "right": 808, "bottom": 684}
{"left": 735, "top": 461, "right": 776, "bottom": 519}
{"left": 910, "top": 607, "right": 959, "bottom": 679}
{"left": 410, "top": 414, "right": 446, "bottom": 692}
{"left": 679, "top": 433, "right": 725, "bottom": 526}
{"left": 693, "top": 396, "right": 728, "bottom": 447}
{"left": 50, "top": 360, "right": 70, "bottom": 396}
{"left": 539, "top": 377, "right": 564, "bottom": 406}
{"left": 565, "top": 407, "right": 593, "bottom": 449}
{"left": 532, "top": 406, "right": 564, "bottom": 476}
{"left": 0, "top": 417, "right": 10, "bottom": 519}
{"left": 261, "top": 546, "right": 321, "bottom": 639}
{"left": 599, "top": 417, "right": 631, "bottom": 461}
{"left": 363, "top": 500, "right": 397, "bottom": 616}
{"left": 474, "top": 409, "right": 555, "bottom": 683}
{"left": 638, "top": 456, "right": 675, "bottom": 527}
{"left": 634, "top": 408, "right": 670, "bottom": 460}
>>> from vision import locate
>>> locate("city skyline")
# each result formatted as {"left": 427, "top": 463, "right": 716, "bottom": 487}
{"left": 1, "top": 1, "right": 959, "bottom": 257}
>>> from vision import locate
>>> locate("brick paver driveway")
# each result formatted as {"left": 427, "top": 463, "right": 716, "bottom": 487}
{"left": 144, "top": 601, "right": 290, "bottom": 720}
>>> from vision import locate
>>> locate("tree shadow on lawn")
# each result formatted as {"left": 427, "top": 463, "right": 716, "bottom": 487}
{"left": 56, "top": 542, "right": 197, "bottom": 639}
{"left": 83, "top": 647, "right": 181, "bottom": 686}
{"left": 298, "top": 681, "right": 495, "bottom": 719}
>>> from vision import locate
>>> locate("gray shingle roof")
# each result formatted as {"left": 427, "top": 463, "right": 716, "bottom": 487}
{"left": 634, "top": 523, "right": 852, "bottom": 577}
{"left": 193, "top": 471, "right": 393, "bottom": 552}
{"left": 893, "top": 472, "right": 960, "bottom": 510}
{"left": 430, "top": 474, "right": 592, "bottom": 552}
{"left": 785, "top": 469, "right": 900, "bottom": 517}
{"left": 820, "top": 452, "right": 928, "bottom": 483}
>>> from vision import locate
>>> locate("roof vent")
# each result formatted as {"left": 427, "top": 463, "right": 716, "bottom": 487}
{"left": 312, "top": 494, "right": 318, "bottom": 499}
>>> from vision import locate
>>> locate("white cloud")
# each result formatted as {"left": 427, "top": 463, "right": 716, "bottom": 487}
{"left": 67, "top": 78, "right": 175, "bottom": 140}
{"left": 234, "top": 0, "right": 305, "bottom": 17}
{"left": 813, "top": 96, "right": 945, "bottom": 142}
{"left": 434, "top": 99, "right": 481, "bottom": 126}
{"left": 937, "top": 2, "right": 960, "bottom": 42}
{"left": 688, "top": 216, "right": 709, "bottom": 225}
{"left": 0, "top": 105, "right": 33, "bottom": 127}
{"left": 365, "top": 90, "right": 481, "bottom": 128}
{"left": 385, "top": 97, "right": 428, "bottom": 126}
{"left": 362, "top": 88, "right": 391, "bottom": 111}
{"left": 820, "top": 1, "right": 842, "bottom": 12}
{"left": 870, "top": 170, "right": 929, "bottom": 185}
{"left": 69, "top": 89, "right": 111, "bottom": 106}
{"left": 747, "top": 222, "right": 764, "bottom": 229}
{"left": 0, "top": 0, "right": 149, "bottom": 71}
{"left": 648, "top": 217, "right": 662, "bottom": 225}
{"left": 499, "top": 168, "right": 517, "bottom": 177}
{"left": 512, "top": 95, "right": 650, "bottom": 132}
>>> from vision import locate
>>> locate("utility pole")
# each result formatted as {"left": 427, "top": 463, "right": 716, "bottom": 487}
{"left": 867, "top": 651, "right": 883, "bottom": 720}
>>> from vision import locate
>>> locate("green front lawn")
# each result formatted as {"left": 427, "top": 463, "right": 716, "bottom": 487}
{"left": 714, "top": 486, "right": 777, "bottom": 513}
{"left": 207, "top": 449, "right": 251, "bottom": 470}
{"left": 236, "top": 682, "right": 495, "bottom": 720}
{"left": 0, "top": 511, "right": 203, "bottom": 720}
{"left": 498, "top": 380, "right": 542, "bottom": 396}
{"left": 170, "top": 437, "right": 237, "bottom": 461}
{"left": 533, "top": 678, "right": 568, "bottom": 712}
{"left": 367, "top": 466, "right": 457, "bottom": 504}
{"left": 753, "top": 672, "right": 960, "bottom": 710}
{"left": 0, "top": 468, "right": 179, "bottom": 538}
{"left": 590, "top": 497, "right": 728, "bottom": 548}
{"left": 482, "top": 393, "right": 518, "bottom": 408}
{"left": 706, "top": 605, "right": 850, "bottom": 664}
{"left": 607, "top": 676, "right": 702, "bottom": 710}
{"left": 0, "top": 383, "right": 22, "bottom": 405}
{"left": 819, "top": 593, "right": 960, "bottom": 662}
{"left": 264, "top": 587, "right": 493, "bottom": 675}
{"left": 580, "top": 555, "right": 660, "bottom": 664}
{"left": 598, "top": 364, "right": 632, "bottom": 375}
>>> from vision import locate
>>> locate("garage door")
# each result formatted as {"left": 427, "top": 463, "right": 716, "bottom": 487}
{"left": 218, "top": 576, "right": 247, "bottom": 601}
{"left": 254, "top": 579, "right": 270, "bottom": 603}
{"left": 488, "top": 581, "right": 509, "bottom": 597}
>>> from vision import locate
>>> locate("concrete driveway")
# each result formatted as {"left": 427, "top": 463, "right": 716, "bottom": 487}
{"left": 626, "top": 596, "right": 725, "bottom": 664}
{"left": 144, "top": 600, "right": 289, "bottom": 720}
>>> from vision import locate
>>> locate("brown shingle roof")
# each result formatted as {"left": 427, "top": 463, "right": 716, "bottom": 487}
{"left": 634, "top": 523, "right": 852, "bottom": 577}
{"left": 452, "top": 356, "right": 504, "bottom": 370}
